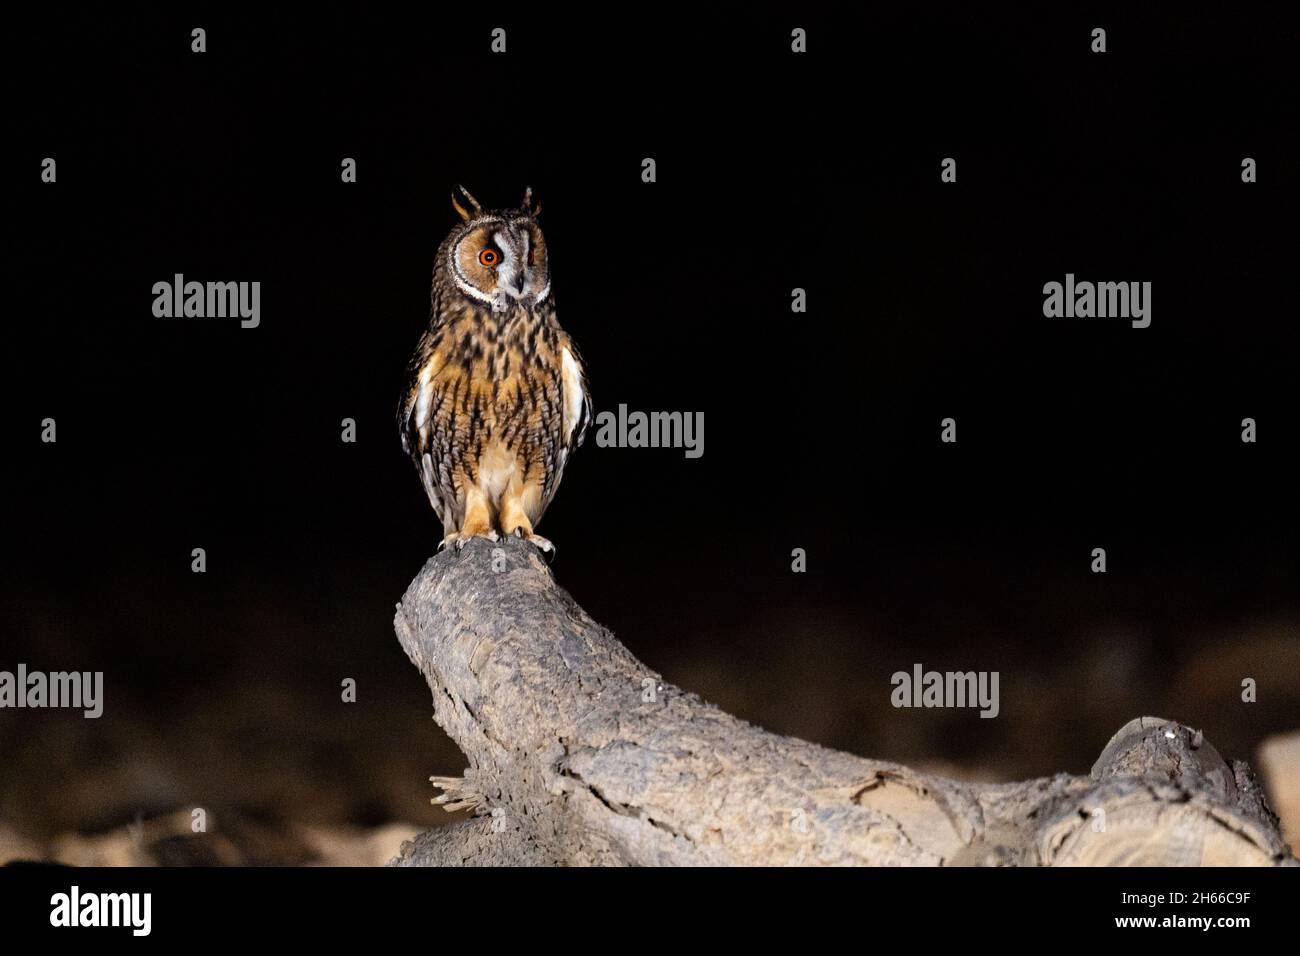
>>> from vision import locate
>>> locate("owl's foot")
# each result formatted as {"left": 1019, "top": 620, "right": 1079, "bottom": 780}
{"left": 439, "top": 530, "right": 499, "bottom": 551}
{"left": 510, "top": 528, "right": 554, "bottom": 555}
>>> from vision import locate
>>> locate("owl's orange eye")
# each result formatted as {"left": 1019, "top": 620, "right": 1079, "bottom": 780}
{"left": 479, "top": 248, "right": 499, "bottom": 267}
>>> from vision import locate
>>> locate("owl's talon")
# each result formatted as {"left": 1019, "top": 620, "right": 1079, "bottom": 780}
{"left": 502, "top": 525, "right": 552, "bottom": 555}
{"left": 525, "top": 534, "right": 554, "bottom": 556}
{"left": 443, "top": 529, "right": 498, "bottom": 551}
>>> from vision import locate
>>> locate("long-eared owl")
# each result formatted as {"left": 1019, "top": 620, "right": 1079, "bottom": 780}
{"left": 398, "top": 185, "right": 591, "bottom": 553}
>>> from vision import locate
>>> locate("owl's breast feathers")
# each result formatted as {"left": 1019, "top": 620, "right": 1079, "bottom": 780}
{"left": 398, "top": 300, "right": 590, "bottom": 527}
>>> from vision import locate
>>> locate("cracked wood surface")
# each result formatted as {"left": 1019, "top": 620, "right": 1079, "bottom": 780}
{"left": 390, "top": 538, "right": 1294, "bottom": 867}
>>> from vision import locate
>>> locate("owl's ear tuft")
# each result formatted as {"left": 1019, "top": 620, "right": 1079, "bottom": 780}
{"left": 451, "top": 184, "right": 482, "bottom": 222}
{"left": 520, "top": 186, "right": 541, "bottom": 218}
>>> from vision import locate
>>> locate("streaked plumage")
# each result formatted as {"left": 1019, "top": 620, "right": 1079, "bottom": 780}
{"left": 398, "top": 186, "right": 591, "bottom": 553}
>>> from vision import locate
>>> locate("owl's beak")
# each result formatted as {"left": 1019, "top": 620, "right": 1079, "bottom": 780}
{"left": 496, "top": 276, "right": 530, "bottom": 305}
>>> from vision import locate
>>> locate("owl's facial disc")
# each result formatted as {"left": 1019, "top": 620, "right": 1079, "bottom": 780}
{"left": 452, "top": 218, "right": 550, "bottom": 307}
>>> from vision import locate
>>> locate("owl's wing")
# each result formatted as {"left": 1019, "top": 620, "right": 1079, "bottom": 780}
{"left": 559, "top": 340, "right": 592, "bottom": 454}
{"left": 540, "top": 337, "right": 591, "bottom": 517}
{"left": 397, "top": 331, "right": 450, "bottom": 525}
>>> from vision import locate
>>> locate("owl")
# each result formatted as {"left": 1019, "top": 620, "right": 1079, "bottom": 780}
{"left": 398, "top": 185, "right": 591, "bottom": 554}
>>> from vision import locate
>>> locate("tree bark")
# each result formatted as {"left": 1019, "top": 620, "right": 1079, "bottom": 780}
{"left": 389, "top": 538, "right": 1294, "bottom": 867}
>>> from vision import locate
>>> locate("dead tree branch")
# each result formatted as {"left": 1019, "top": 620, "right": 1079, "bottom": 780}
{"left": 390, "top": 538, "right": 1293, "bottom": 867}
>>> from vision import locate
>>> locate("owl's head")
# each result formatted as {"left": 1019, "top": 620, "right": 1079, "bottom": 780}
{"left": 441, "top": 185, "right": 550, "bottom": 308}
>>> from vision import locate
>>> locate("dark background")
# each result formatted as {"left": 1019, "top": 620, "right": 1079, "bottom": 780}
{"left": 4, "top": 6, "right": 1297, "bottom": 858}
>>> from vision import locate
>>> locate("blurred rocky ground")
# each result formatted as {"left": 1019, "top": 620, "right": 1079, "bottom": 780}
{"left": 2, "top": 577, "right": 1296, "bottom": 864}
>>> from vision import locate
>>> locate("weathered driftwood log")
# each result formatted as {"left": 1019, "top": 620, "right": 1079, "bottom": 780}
{"left": 390, "top": 538, "right": 1294, "bottom": 867}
